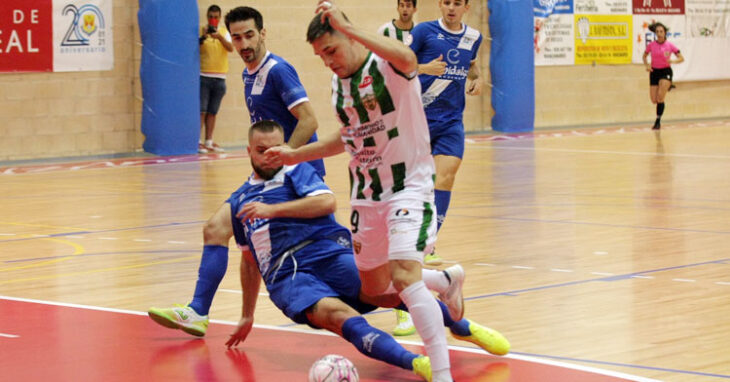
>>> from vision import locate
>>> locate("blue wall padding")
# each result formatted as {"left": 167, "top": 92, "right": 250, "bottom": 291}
{"left": 488, "top": 0, "right": 535, "bottom": 132}
{"left": 138, "top": 0, "right": 199, "bottom": 155}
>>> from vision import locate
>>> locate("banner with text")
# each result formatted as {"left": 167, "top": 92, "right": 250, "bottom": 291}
{"left": 0, "top": 0, "right": 113, "bottom": 73}
{"left": 534, "top": 0, "right": 730, "bottom": 81}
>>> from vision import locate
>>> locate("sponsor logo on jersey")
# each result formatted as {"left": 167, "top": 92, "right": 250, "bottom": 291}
{"left": 395, "top": 208, "right": 410, "bottom": 216}
{"left": 359, "top": 75, "right": 373, "bottom": 88}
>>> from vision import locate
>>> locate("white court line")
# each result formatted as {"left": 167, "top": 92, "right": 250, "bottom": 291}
{"left": 0, "top": 233, "right": 17, "bottom": 236}
{"left": 167, "top": 241, "right": 186, "bottom": 244}
{"left": 0, "top": 295, "right": 662, "bottom": 382}
{"left": 31, "top": 234, "right": 49, "bottom": 238}
{"left": 631, "top": 275, "right": 654, "bottom": 279}
{"left": 550, "top": 268, "right": 574, "bottom": 273}
{"left": 512, "top": 265, "right": 535, "bottom": 270}
{"left": 594, "top": 251, "right": 608, "bottom": 255}
{"left": 0, "top": 333, "right": 20, "bottom": 338}
{"left": 591, "top": 272, "right": 615, "bottom": 276}
{"left": 219, "top": 288, "right": 269, "bottom": 296}
{"left": 473, "top": 145, "right": 730, "bottom": 160}
{"left": 672, "top": 278, "right": 696, "bottom": 283}
{"left": 474, "top": 263, "right": 495, "bottom": 266}
{"left": 134, "top": 239, "right": 152, "bottom": 242}
{"left": 715, "top": 281, "right": 730, "bottom": 286}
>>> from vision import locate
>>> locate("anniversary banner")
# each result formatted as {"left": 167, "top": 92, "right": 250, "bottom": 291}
{"left": 0, "top": 0, "right": 113, "bottom": 73}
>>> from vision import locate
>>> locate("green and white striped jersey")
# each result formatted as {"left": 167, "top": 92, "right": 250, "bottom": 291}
{"left": 331, "top": 52, "right": 435, "bottom": 204}
{"left": 377, "top": 20, "right": 413, "bottom": 44}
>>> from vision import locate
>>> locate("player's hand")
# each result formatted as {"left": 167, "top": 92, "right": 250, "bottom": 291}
{"left": 226, "top": 316, "right": 254, "bottom": 348}
{"left": 236, "top": 202, "right": 277, "bottom": 222}
{"left": 316, "top": 1, "right": 350, "bottom": 33}
{"left": 420, "top": 55, "right": 446, "bottom": 76}
{"left": 264, "top": 145, "right": 296, "bottom": 167}
{"left": 210, "top": 31, "right": 222, "bottom": 40}
{"left": 466, "top": 78, "right": 482, "bottom": 96}
{"left": 646, "top": 65, "right": 653, "bottom": 72}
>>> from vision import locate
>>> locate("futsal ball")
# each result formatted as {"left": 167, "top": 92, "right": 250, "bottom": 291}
{"left": 308, "top": 354, "right": 359, "bottom": 382}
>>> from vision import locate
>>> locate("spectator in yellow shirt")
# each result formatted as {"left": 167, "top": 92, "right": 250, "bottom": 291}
{"left": 199, "top": 5, "right": 233, "bottom": 153}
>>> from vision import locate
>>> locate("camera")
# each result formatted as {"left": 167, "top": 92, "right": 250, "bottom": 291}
{"left": 207, "top": 25, "right": 217, "bottom": 34}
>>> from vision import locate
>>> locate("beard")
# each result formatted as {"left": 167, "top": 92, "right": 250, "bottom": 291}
{"left": 252, "top": 162, "right": 282, "bottom": 180}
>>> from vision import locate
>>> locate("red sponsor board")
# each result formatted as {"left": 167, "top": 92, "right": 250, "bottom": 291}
{"left": 0, "top": 0, "right": 53, "bottom": 73}
{"left": 632, "top": 0, "right": 685, "bottom": 15}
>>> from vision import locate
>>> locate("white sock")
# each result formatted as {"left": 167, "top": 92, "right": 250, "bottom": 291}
{"left": 205, "top": 139, "right": 213, "bottom": 146}
{"left": 399, "top": 281, "right": 450, "bottom": 376}
{"left": 422, "top": 268, "right": 449, "bottom": 294}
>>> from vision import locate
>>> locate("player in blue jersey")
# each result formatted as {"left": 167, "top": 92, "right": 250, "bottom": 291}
{"left": 146, "top": 6, "right": 325, "bottom": 339}
{"left": 228, "top": 6, "right": 325, "bottom": 176}
{"left": 409, "top": 0, "right": 483, "bottom": 265}
{"left": 150, "top": 120, "right": 509, "bottom": 381}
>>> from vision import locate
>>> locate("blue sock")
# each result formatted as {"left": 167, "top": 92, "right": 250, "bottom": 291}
{"left": 189, "top": 245, "right": 228, "bottom": 316}
{"left": 396, "top": 301, "right": 471, "bottom": 337}
{"left": 434, "top": 189, "right": 451, "bottom": 232}
{"left": 342, "top": 316, "right": 418, "bottom": 370}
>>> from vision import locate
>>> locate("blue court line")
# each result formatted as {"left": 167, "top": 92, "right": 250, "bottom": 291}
{"left": 510, "top": 351, "right": 730, "bottom": 379}
{"left": 3, "top": 250, "right": 199, "bottom": 264}
{"left": 459, "top": 214, "right": 730, "bottom": 235}
{"left": 0, "top": 221, "right": 204, "bottom": 243}
{"left": 467, "top": 257, "right": 730, "bottom": 300}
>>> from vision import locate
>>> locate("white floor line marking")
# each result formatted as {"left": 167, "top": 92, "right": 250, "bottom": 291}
{"left": 0, "top": 333, "right": 20, "bottom": 338}
{"left": 474, "top": 263, "right": 495, "bottom": 267}
{"left": 90, "top": 216, "right": 102, "bottom": 219}
{"left": 593, "top": 251, "right": 608, "bottom": 255}
{"left": 0, "top": 233, "right": 16, "bottom": 236}
{"left": 591, "top": 272, "right": 614, "bottom": 276}
{"left": 31, "top": 234, "right": 49, "bottom": 238}
{"left": 672, "top": 278, "right": 696, "bottom": 283}
{"left": 478, "top": 145, "right": 730, "bottom": 160}
{"left": 133, "top": 239, "right": 152, "bottom": 242}
{"left": 99, "top": 237, "right": 118, "bottom": 240}
{"left": 550, "top": 268, "right": 573, "bottom": 273}
{"left": 0, "top": 295, "right": 661, "bottom": 382}
{"left": 66, "top": 235, "right": 85, "bottom": 239}
{"left": 219, "top": 288, "right": 268, "bottom": 296}
{"left": 631, "top": 275, "right": 654, "bottom": 279}
{"left": 512, "top": 265, "right": 535, "bottom": 270}
{"left": 715, "top": 281, "right": 730, "bottom": 286}
{"left": 167, "top": 241, "right": 186, "bottom": 244}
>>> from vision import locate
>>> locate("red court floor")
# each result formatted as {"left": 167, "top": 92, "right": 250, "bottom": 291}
{"left": 0, "top": 297, "right": 653, "bottom": 381}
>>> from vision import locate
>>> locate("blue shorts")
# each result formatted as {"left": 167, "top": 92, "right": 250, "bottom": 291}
{"left": 200, "top": 76, "right": 226, "bottom": 114}
{"left": 430, "top": 121, "right": 465, "bottom": 159}
{"left": 266, "top": 247, "right": 377, "bottom": 327}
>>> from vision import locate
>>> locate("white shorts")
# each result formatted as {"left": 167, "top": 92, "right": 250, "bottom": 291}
{"left": 350, "top": 198, "right": 437, "bottom": 271}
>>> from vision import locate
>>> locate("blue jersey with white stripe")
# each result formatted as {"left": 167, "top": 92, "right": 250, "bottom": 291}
{"left": 228, "top": 164, "right": 351, "bottom": 285}
{"left": 243, "top": 52, "right": 325, "bottom": 176}
{"left": 409, "top": 20, "right": 482, "bottom": 131}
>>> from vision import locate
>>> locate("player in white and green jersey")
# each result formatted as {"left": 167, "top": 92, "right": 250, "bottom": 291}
{"left": 265, "top": 2, "right": 468, "bottom": 381}
{"left": 377, "top": 0, "right": 417, "bottom": 44}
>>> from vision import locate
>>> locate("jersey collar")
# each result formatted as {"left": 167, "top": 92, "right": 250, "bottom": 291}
{"left": 245, "top": 50, "right": 272, "bottom": 75}
{"left": 438, "top": 18, "right": 465, "bottom": 35}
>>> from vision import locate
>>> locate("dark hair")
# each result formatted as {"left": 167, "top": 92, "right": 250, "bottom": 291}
{"left": 225, "top": 6, "right": 264, "bottom": 31}
{"left": 249, "top": 120, "right": 284, "bottom": 139}
{"left": 398, "top": 0, "right": 417, "bottom": 7}
{"left": 648, "top": 22, "right": 668, "bottom": 34}
{"left": 207, "top": 5, "right": 221, "bottom": 14}
{"left": 306, "top": 12, "right": 350, "bottom": 43}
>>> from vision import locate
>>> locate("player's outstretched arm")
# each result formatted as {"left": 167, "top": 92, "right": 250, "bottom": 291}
{"left": 316, "top": 0, "right": 417, "bottom": 75}
{"left": 287, "top": 101, "right": 319, "bottom": 149}
{"left": 264, "top": 130, "right": 345, "bottom": 166}
{"left": 226, "top": 249, "right": 261, "bottom": 348}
